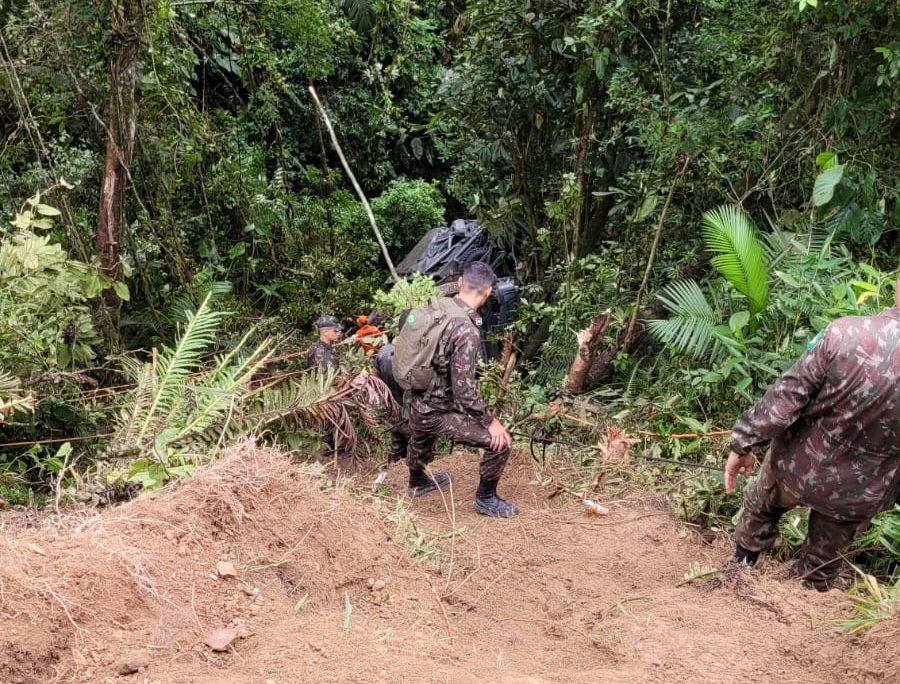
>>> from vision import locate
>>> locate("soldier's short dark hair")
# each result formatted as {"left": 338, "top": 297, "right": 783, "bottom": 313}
{"left": 460, "top": 261, "right": 496, "bottom": 292}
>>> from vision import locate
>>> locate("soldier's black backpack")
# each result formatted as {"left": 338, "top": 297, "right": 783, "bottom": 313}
{"left": 393, "top": 297, "right": 470, "bottom": 391}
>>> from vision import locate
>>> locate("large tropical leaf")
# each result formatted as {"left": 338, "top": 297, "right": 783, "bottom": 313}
{"left": 702, "top": 205, "right": 769, "bottom": 316}
{"left": 647, "top": 280, "right": 720, "bottom": 359}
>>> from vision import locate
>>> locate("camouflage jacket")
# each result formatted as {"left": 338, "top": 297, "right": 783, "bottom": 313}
{"left": 408, "top": 297, "right": 492, "bottom": 427}
{"left": 305, "top": 340, "right": 337, "bottom": 371}
{"left": 731, "top": 308, "right": 900, "bottom": 521}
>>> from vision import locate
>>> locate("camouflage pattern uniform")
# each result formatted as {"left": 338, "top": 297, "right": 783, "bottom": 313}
{"left": 373, "top": 343, "right": 410, "bottom": 462}
{"left": 407, "top": 297, "right": 508, "bottom": 480}
{"left": 731, "top": 308, "right": 900, "bottom": 585}
{"left": 305, "top": 340, "right": 338, "bottom": 371}
{"left": 305, "top": 339, "right": 348, "bottom": 458}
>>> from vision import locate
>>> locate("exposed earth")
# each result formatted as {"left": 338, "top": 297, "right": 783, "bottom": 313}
{"left": 1, "top": 443, "right": 897, "bottom": 684}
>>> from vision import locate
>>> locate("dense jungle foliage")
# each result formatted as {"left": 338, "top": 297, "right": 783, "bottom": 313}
{"left": 0, "top": 1, "right": 898, "bottom": 572}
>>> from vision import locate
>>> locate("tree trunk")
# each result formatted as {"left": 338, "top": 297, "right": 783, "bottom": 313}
{"left": 96, "top": 0, "right": 145, "bottom": 345}
{"left": 563, "top": 310, "right": 611, "bottom": 394}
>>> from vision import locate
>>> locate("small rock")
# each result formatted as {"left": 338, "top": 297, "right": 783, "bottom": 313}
{"left": 163, "top": 529, "right": 178, "bottom": 542}
{"left": 216, "top": 561, "right": 237, "bottom": 579}
{"left": 241, "top": 585, "right": 258, "bottom": 597}
{"left": 265, "top": 680, "right": 275, "bottom": 684}
{"left": 366, "top": 577, "right": 375, "bottom": 588}
{"left": 117, "top": 659, "right": 147, "bottom": 676}
{"left": 372, "top": 579, "right": 386, "bottom": 592}
{"left": 80, "top": 668, "right": 94, "bottom": 682}
{"left": 207, "top": 572, "right": 218, "bottom": 581}
{"left": 204, "top": 627, "right": 240, "bottom": 652}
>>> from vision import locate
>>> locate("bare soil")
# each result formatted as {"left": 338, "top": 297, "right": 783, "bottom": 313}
{"left": 0, "top": 443, "right": 895, "bottom": 684}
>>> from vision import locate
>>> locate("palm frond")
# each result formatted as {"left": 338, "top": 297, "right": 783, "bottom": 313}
{"left": 244, "top": 370, "right": 396, "bottom": 457}
{"left": 702, "top": 205, "right": 769, "bottom": 316}
{"left": 647, "top": 280, "right": 720, "bottom": 359}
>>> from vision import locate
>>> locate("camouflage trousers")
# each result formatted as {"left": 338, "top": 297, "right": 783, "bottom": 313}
{"left": 735, "top": 456, "right": 864, "bottom": 587}
{"left": 388, "top": 421, "right": 411, "bottom": 463}
{"left": 407, "top": 409, "right": 509, "bottom": 481}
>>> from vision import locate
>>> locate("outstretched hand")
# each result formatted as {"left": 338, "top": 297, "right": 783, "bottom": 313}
{"left": 724, "top": 451, "right": 756, "bottom": 493}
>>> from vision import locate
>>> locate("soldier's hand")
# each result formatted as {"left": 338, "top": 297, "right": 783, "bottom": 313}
{"left": 724, "top": 451, "right": 756, "bottom": 493}
{"left": 487, "top": 419, "right": 511, "bottom": 452}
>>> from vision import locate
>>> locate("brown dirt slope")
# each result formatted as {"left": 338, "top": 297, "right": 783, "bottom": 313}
{"left": 0, "top": 444, "right": 894, "bottom": 684}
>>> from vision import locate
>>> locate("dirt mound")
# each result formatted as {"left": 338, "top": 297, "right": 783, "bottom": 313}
{"left": 837, "top": 619, "right": 900, "bottom": 684}
{"left": 1, "top": 445, "right": 891, "bottom": 684}
{"left": 0, "top": 442, "right": 422, "bottom": 683}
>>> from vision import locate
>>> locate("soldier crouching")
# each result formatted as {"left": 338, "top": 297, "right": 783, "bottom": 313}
{"left": 405, "top": 261, "right": 518, "bottom": 518}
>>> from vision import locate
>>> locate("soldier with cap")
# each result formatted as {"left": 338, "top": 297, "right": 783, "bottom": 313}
{"left": 306, "top": 314, "right": 350, "bottom": 460}
{"left": 405, "top": 261, "right": 518, "bottom": 518}
{"left": 306, "top": 315, "right": 342, "bottom": 371}
{"left": 725, "top": 278, "right": 900, "bottom": 590}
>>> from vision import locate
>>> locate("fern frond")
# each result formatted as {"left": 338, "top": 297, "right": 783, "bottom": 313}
{"left": 647, "top": 280, "right": 720, "bottom": 358}
{"left": 702, "top": 205, "right": 769, "bottom": 316}
{"left": 116, "top": 361, "right": 157, "bottom": 442}
{"left": 141, "top": 293, "right": 224, "bottom": 432}
{"left": 174, "top": 336, "right": 275, "bottom": 442}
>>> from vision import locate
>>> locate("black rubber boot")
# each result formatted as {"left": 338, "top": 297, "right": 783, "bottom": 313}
{"left": 408, "top": 469, "right": 451, "bottom": 497}
{"left": 734, "top": 544, "right": 760, "bottom": 566}
{"left": 474, "top": 477, "right": 519, "bottom": 518}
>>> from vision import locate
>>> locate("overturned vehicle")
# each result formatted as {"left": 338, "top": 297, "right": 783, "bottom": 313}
{"left": 395, "top": 219, "right": 519, "bottom": 356}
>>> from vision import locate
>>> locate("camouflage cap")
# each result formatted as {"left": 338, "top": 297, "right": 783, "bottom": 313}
{"left": 315, "top": 315, "right": 342, "bottom": 331}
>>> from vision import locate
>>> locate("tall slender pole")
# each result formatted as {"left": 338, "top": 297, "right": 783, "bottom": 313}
{"left": 308, "top": 85, "right": 400, "bottom": 282}
{"left": 622, "top": 156, "right": 690, "bottom": 349}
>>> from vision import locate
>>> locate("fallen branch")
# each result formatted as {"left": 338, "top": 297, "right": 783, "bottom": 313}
{"left": 563, "top": 310, "right": 612, "bottom": 394}
{"left": 308, "top": 85, "right": 399, "bottom": 282}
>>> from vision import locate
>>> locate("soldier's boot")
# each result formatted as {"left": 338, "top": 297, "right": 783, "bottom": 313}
{"left": 474, "top": 477, "right": 519, "bottom": 518}
{"left": 408, "top": 468, "right": 451, "bottom": 498}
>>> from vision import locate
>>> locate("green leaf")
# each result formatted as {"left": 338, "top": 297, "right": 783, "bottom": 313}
{"left": 634, "top": 194, "right": 659, "bottom": 222}
{"left": 815, "top": 151, "right": 838, "bottom": 170}
{"left": 113, "top": 281, "right": 131, "bottom": 301}
{"left": 36, "top": 204, "right": 61, "bottom": 217}
{"left": 812, "top": 165, "right": 844, "bottom": 207}
{"left": 11, "top": 212, "right": 32, "bottom": 230}
{"left": 729, "top": 310, "right": 750, "bottom": 335}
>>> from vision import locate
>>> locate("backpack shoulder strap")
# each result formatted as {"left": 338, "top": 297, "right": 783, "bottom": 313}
{"left": 436, "top": 296, "right": 472, "bottom": 320}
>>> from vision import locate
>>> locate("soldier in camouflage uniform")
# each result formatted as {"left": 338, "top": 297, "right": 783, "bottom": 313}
{"left": 406, "top": 261, "right": 518, "bottom": 518}
{"left": 725, "top": 281, "right": 900, "bottom": 589}
{"left": 305, "top": 315, "right": 342, "bottom": 371}
{"left": 305, "top": 315, "right": 350, "bottom": 459}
